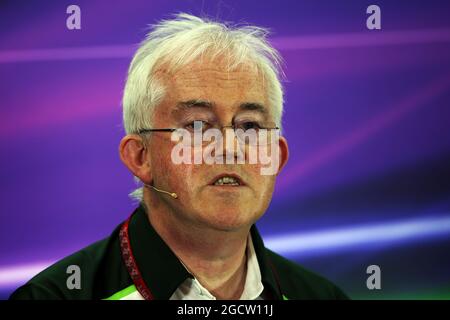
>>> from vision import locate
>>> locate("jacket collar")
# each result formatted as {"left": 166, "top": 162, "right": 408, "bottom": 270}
{"left": 127, "top": 203, "right": 282, "bottom": 300}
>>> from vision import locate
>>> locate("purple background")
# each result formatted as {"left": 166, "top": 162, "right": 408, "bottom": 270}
{"left": 1, "top": 0, "right": 450, "bottom": 299}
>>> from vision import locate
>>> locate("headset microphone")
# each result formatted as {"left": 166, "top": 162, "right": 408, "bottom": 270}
{"left": 144, "top": 183, "right": 178, "bottom": 199}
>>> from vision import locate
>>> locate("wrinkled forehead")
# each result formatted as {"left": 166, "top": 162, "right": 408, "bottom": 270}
{"left": 156, "top": 55, "right": 265, "bottom": 85}
{"left": 153, "top": 57, "right": 271, "bottom": 119}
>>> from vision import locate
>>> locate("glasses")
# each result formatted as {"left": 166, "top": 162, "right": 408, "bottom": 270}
{"left": 137, "top": 120, "right": 280, "bottom": 146}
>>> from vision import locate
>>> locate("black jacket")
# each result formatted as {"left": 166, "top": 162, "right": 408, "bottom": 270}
{"left": 10, "top": 204, "right": 348, "bottom": 300}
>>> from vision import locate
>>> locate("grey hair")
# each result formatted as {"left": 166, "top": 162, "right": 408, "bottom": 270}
{"left": 122, "top": 13, "right": 285, "bottom": 201}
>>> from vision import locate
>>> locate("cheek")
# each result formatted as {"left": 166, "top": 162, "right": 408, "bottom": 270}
{"left": 150, "top": 140, "right": 202, "bottom": 190}
{"left": 247, "top": 164, "right": 276, "bottom": 197}
{"left": 157, "top": 156, "right": 199, "bottom": 195}
{"left": 150, "top": 142, "right": 183, "bottom": 185}
{"left": 256, "top": 174, "right": 276, "bottom": 199}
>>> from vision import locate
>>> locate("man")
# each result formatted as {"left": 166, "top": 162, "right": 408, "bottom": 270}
{"left": 10, "top": 13, "right": 348, "bottom": 300}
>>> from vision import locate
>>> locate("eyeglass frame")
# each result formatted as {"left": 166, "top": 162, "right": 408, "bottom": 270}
{"left": 136, "top": 123, "right": 281, "bottom": 146}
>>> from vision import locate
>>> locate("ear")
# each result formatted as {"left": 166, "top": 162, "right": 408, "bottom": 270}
{"left": 119, "top": 134, "right": 152, "bottom": 184}
{"left": 277, "top": 136, "right": 289, "bottom": 174}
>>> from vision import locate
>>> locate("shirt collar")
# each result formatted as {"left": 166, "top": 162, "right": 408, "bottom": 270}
{"left": 239, "top": 233, "right": 264, "bottom": 299}
{"left": 249, "top": 220, "right": 283, "bottom": 300}
{"left": 169, "top": 232, "right": 264, "bottom": 300}
{"left": 127, "top": 203, "right": 282, "bottom": 300}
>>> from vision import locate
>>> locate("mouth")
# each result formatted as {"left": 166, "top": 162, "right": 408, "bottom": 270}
{"left": 209, "top": 173, "right": 246, "bottom": 187}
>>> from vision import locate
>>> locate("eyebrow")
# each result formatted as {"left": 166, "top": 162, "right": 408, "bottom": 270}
{"left": 173, "top": 100, "right": 267, "bottom": 115}
{"left": 239, "top": 102, "right": 267, "bottom": 114}
{"left": 175, "top": 99, "right": 215, "bottom": 110}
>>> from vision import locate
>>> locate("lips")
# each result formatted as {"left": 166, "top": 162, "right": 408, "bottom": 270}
{"left": 209, "top": 173, "right": 246, "bottom": 186}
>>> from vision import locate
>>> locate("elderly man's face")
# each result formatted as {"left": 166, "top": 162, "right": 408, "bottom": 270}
{"left": 146, "top": 58, "right": 288, "bottom": 231}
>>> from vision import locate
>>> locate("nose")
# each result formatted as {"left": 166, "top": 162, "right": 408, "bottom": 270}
{"left": 220, "top": 126, "right": 245, "bottom": 164}
{"left": 204, "top": 125, "right": 243, "bottom": 164}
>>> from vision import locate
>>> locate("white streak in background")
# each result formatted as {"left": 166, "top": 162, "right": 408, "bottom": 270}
{"left": 0, "top": 262, "right": 51, "bottom": 288}
{"left": 1, "top": 29, "right": 450, "bottom": 63}
{"left": 0, "top": 45, "right": 135, "bottom": 63}
{"left": 265, "top": 216, "right": 450, "bottom": 256}
{"left": 1, "top": 216, "right": 450, "bottom": 289}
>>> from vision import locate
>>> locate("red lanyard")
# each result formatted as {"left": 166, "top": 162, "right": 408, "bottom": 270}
{"left": 119, "top": 214, "right": 154, "bottom": 300}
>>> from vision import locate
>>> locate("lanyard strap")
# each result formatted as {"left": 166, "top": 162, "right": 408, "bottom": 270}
{"left": 119, "top": 214, "right": 154, "bottom": 300}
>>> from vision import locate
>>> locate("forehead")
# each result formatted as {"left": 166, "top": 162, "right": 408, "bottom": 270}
{"left": 173, "top": 62, "right": 260, "bottom": 87}
{"left": 154, "top": 58, "right": 269, "bottom": 115}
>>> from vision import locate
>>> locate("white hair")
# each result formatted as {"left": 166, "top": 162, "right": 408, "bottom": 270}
{"left": 122, "top": 13, "right": 285, "bottom": 201}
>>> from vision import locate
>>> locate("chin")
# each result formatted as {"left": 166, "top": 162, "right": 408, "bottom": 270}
{"left": 197, "top": 206, "right": 258, "bottom": 232}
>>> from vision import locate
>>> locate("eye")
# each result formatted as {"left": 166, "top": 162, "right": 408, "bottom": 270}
{"left": 185, "top": 120, "right": 210, "bottom": 131}
{"left": 237, "top": 121, "right": 261, "bottom": 131}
